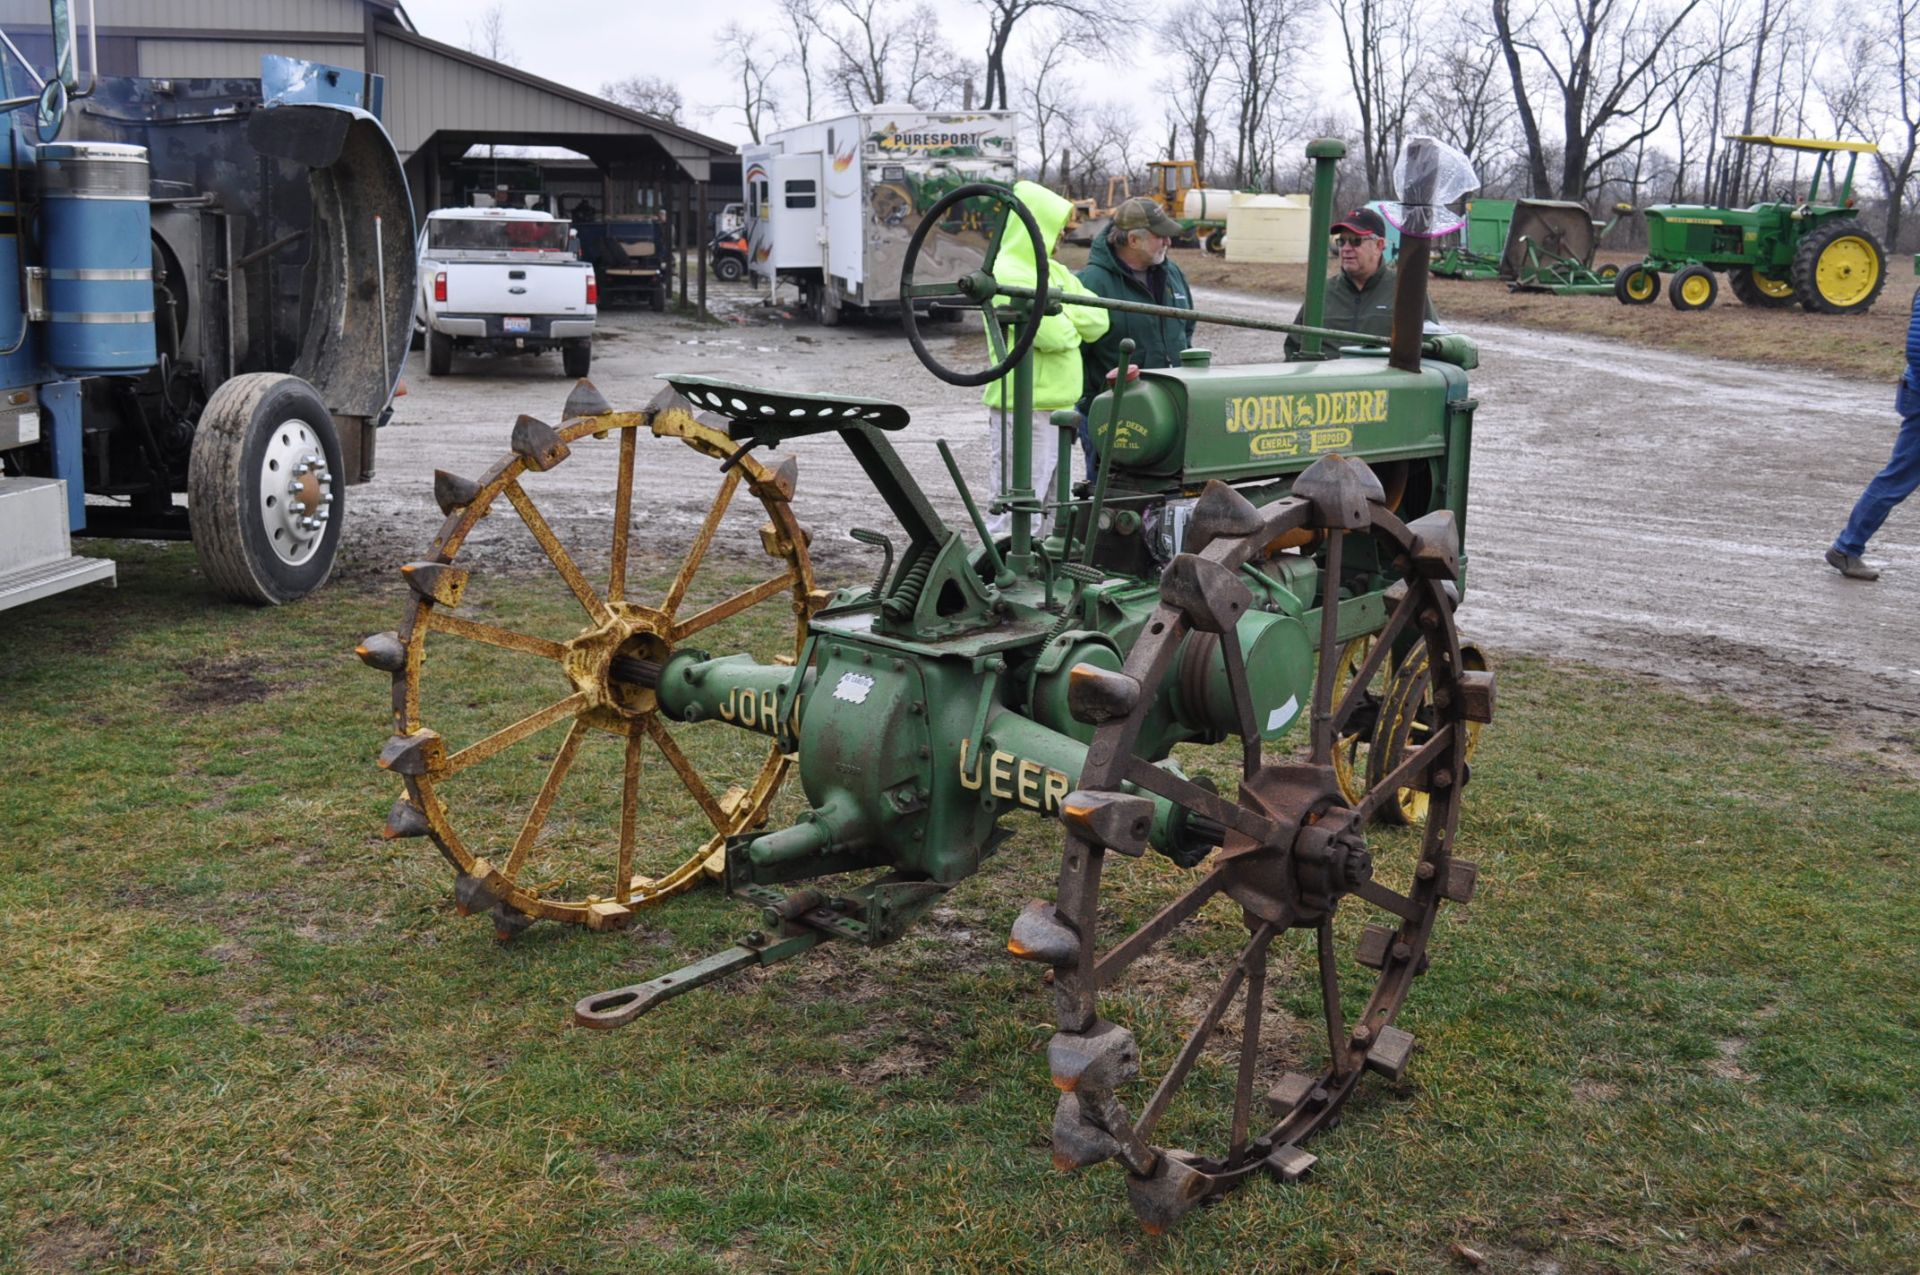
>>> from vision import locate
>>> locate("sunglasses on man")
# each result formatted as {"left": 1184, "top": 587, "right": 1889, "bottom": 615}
{"left": 1334, "top": 234, "right": 1374, "bottom": 248}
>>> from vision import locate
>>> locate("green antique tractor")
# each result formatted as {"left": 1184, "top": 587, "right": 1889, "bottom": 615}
{"left": 1615, "top": 134, "right": 1888, "bottom": 314}
{"left": 362, "top": 138, "right": 1494, "bottom": 1233}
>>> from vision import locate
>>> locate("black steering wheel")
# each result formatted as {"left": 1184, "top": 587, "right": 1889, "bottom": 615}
{"left": 899, "top": 183, "right": 1052, "bottom": 387}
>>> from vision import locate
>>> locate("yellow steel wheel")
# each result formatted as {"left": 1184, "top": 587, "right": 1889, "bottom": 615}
{"left": 1616, "top": 264, "right": 1659, "bottom": 305}
{"left": 1728, "top": 266, "right": 1795, "bottom": 309}
{"left": 1793, "top": 219, "right": 1888, "bottom": 314}
{"left": 1815, "top": 237, "right": 1879, "bottom": 306}
{"left": 1366, "top": 641, "right": 1488, "bottom": 825}
{"left": 1668, "top": 265, "right": 1717, "bottom": 311}
{"left": 365, "top": 385, "right": 816, "bottom": 938}
{"left": 1330, "top": 634, "right": 1390, "bottom": 807}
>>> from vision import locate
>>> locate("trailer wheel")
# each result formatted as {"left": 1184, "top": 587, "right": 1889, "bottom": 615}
{"left": 1668, "top": 265, "right": 1717, "bottom": 311}
{"left": 427, "top": 328, "right": 453, "bottom": 376}
{"left": 188, "top": 373, "right": 342, "bottom": 605}
{"left": 562, "top": 338, "right": 592, "bottom": 378}
{"left": 811, "top": 282, "right": 843, "bottom": 327}
{"left": 1614, "top": 264, "right": 1659, "bottom": 305}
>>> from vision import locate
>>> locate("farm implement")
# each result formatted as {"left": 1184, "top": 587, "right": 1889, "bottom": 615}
{"left": 1615, "top": 134, "right": 1888, "bottom": 313}
{"left": 362, "top": 138, "right": 1494, "bottom": 1232}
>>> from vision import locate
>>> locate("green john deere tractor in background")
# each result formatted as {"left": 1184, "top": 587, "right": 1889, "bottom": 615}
{"left": 1615, "top": 135, "right": 1887, "bottom": 314}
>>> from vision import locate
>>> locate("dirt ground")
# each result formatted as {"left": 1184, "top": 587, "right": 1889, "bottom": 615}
{"left": 347, "top": 274, "right": 1919, "bottom": 759}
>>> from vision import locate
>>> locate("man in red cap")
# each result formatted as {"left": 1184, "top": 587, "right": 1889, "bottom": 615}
{"left": 1287, "top": 206, "right": 1436, "bottom": 357}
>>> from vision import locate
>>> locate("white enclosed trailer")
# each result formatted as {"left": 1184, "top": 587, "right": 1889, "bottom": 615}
{"left": 743, "top": 107, "right": 1018, "bottom": 324}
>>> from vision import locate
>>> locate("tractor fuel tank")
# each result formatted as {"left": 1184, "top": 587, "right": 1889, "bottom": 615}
{"left": 1089, "top": 358, "right": 1467, "bottom": 484}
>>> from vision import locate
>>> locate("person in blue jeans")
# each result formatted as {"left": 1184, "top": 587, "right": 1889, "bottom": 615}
{"left": 1828, "top": 286, "right": 1920, "bottom": 581}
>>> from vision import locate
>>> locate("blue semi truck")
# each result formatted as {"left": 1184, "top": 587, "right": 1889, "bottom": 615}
{"left": 0, "top": 4, "right": 414, "bottom": 609}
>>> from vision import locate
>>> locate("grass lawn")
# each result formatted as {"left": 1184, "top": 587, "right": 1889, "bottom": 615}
{"left": 1065, "top": 247, "right": 1917, "bottom": 385}
{"left": 2, "top": 543, "right": 1917, "bottom": 1273}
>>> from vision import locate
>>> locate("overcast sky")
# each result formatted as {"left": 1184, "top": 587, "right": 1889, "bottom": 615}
{"left": 397, "top": 0, "right": 1012, "bottom": 144}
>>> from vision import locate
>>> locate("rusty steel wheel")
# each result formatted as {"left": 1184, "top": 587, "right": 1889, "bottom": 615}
{"left": 1015, "top": 458, "right": 1493, "bottom": 1233}
{"left": 361, "top": 382, "right": 816, "bottom": 938}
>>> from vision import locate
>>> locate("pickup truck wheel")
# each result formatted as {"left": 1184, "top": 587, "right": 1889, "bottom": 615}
{"left": 188, "top": 373, "right": 342, "bottom": 605}
{"left": 562, "top": 338, "right": 592, "bottom": 378}
{"left": 427, "top": 328, "right": 453, "bottom": 376}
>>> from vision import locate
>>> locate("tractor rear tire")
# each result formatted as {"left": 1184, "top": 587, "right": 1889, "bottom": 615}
{"left": 562, "top": 338, "right": 592, "bottom": 378}
{"left": 1668, "top": 265, "right": 1718, "bottom": 311}
{"left": 427, "top": 328, "right": 453, "bottom": 376}
{"left": 1615, "top": 264, "right": 1660, "bottom": 305}
{"left": 188, "top": 373, "right": 342, "bottom": 605}
{"left": 1728, "top": 265, "right": 1796, "bottom": 309}
{"left": 1793, "top": 219, "right": 1887, "bottom": 314}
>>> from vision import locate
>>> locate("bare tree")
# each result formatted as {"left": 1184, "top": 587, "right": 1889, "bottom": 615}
{"left": 1019, "top": 28, "right": 1076, "bottom": 186}
{"left": 1160, "top": 1, "right": 1231, "bottom": 180}
{"left": 1331, "top": 0, "right": 1422, "bottom": 191}
{"left": 1411, "top": 8, "right": 1511, "bottom": 169}
{"left": 602, "top": 75, "right": 684, "bottom": 122}
{"left": 973, "top": 0, "right": 1123, "bottom": 112}
{"left": 717, "top": 23, "right": 782, "bottom": 144}
{"left": 465, "top": 4, "right": 515, "bottom": 65}
{"left": 896, "top": 5, "right": 976, "bottom": 108}
{"left": 1219, "top": 0, "right": 1314, "bottom": 187}
{"left": 1824, "top": 3, "right": 1920, "bottom": 248}
{"left": 820, "top": 0, "right": 896, "bottom": 107}
{"left": 779, "top": 0, "right": 824, "bottom": 122}
{"left": 1492, "top": 0, "right": 1714, "bottom": 199}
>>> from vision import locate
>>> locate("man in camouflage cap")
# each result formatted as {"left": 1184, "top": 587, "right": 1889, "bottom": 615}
{"left": 1074, "top": 197, "right": 1197, "bottom": 475}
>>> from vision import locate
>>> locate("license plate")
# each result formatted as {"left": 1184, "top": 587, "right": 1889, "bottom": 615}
{"left": 503, "top": 316, "right": 531, "bottom": 333}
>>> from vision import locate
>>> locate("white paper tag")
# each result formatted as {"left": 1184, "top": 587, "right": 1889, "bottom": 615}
{"left": 1266, "top": 694, "right": 1299, "bottom": 733}
{"left": 833, "top": 672, "right": 876, "bottom": 704}
{"left": 16, "top": 410, "right": 38, "bottom": 444}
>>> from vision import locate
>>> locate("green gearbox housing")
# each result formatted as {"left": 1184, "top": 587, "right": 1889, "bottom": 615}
{"left": 643, "top": 340, "right": 1474, "bottom": 903}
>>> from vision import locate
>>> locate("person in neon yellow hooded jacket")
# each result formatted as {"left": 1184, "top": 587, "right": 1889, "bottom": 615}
{"left": 980, "top": 181, "right": 1109, "bottom": 537}
{"left": 981, "top": 180, "right": 1110, "bottom": 410}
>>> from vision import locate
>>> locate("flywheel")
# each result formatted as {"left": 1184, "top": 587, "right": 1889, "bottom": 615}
{"left": 1017, "top": 460, "right": 1493, "bottom": 1232}
{"left": 361, "top": 382, "right": 817, "bottom": 938}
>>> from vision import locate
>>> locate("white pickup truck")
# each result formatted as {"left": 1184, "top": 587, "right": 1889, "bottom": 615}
{"left": 416, "top": 208, "right": 597, "bottom": 377}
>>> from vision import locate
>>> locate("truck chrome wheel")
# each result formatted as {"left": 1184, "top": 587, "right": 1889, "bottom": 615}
{"left": 188, "top": 372, "right": 344, "bottom": 605}
{"left": 363, "top": 381, "right": 816, "bottom": 939}
{"left": 256, "top": 419, "right": 332, "bottom": 566}
{"left": 1026, "top": 458, "right": 1493, "bottom": 1233}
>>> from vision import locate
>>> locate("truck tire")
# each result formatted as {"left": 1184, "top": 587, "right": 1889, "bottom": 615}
{"left": 650, "top": 281, "right": 667, "bottom": 313}
{"left": 187, "top": 373, "right": 343, "bottom": 605}
{"left": 428, "top": 328, "right": 453, "bottom": 376}
{"left": 1792, "top": 219, "right": 1887, "bottom": 315}
{"left": 562, "top": 338, "right": 592, "bottom": 378}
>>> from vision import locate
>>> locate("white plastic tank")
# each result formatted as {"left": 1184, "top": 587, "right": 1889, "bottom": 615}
{"left": 1225, "top": 192, "right": 1311, "bottom": 263}
{"left": 1180, "top": 188, "right": 1235, "bottom": 222}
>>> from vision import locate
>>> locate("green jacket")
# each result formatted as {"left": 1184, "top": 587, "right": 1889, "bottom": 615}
{"left": 983, "top": 181, "right": 1110, "bottom": 410}
{"left": 1285, "top": 263, "right": 1437, "bottom": 358}
{"left": 1075, "top": 233, "right": 1196, "bottom": 409}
